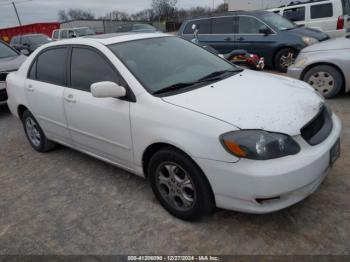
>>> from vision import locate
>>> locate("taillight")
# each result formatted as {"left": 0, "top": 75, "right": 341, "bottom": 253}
{"left": 337, "top": 16, "right": 344, "bottom": 30}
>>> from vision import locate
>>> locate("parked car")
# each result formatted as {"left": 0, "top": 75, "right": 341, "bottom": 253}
{"left": 116, "top": 23, "right": 157, "bottom": 33}
{"left": 0, "top": 40, "right": 26, "bottom": 103}
{"left": 10, "top": 34, "right": 51, "bottom": 54}
{"left": 52, "top": 27, "right": 95, "bottom": 41}
{"left": 288, "top": 34, "right": 350, "bottom": 98}
{"left": 6, "top": 34, "right": 341, "bottom": 220}
{"left": 269, "top": 0, "right": 350, "bottom": 38}
{"left": 178, "top": 10, "right": 330, "bottom": 72}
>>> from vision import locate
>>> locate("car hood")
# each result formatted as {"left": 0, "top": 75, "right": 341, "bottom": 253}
{"left": 0, "top": 54, "right": 26, "bottom": 72}
{"left": 288, "top": 26, "right": 329, "bottom": 41}
{"left": 301, "top": 36, "right": 350, "bottom": 52}
{"left": 162, "top": 70, "right": 324, "bottom": 136}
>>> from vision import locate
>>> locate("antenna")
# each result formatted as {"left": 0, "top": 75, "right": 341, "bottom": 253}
{"left": 0, "top": 0, "right": 33, "bottom": 26}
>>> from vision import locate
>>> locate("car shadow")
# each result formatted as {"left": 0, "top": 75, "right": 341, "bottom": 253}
{"left": 0, "top": 103, "right": 11, "bottom": 118}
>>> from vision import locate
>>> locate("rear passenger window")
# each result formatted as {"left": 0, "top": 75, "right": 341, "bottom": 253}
{"left": 61, "top": 30, "right": 68, "bottom": 39}
{"left": 311, "top": 3, "right": 333, "bottom": 19}
{"left": 184, "top": 19, "right": 211, "bottom": 34}
{"left": 283, "top": 7, "right": 306, "bottom": 22}
{"left": 53, "top": 30, "right": 59, "bottom": 39}
{"left": 70, "top": 47, "right": 124, "bottom": 92}
{"left": 212, "top": 17, "right": 234, "bottom": 34}
{"left": 36, "top": 48, "right": 68, "bottom": 86}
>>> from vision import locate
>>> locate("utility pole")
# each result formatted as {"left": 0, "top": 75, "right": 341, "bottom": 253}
{"left": 12, "top": 2, "right": 22, "bottom": 26}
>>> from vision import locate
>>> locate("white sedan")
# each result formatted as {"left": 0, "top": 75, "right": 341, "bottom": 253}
{"left": 6, "top": 33, "right": 342, "bottom": 221}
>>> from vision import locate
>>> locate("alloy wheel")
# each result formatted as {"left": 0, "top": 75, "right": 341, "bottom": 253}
{"left": 280, "top": 52, "right": 295, "bottom": 70}
{"left": 25, "top": 117, "right": 41, "bottom": 147}
{"left": 156, "top": 162, "right": 196, "bottom": 212}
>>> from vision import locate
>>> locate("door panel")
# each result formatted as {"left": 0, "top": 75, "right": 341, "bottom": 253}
{"left": 206, "top": 17, "right": 235, "bottom": 54}
{"left": 25, "top": 47, "right": 71, "bottom": 144}
{"left": 64, "top": 47, "right": 134, "bottom": 168}
{"left": 234, "top": 16, "right": 279, "bottom": 59}
{"left": 63, "top": 89, "right": 133, "bottom": 168}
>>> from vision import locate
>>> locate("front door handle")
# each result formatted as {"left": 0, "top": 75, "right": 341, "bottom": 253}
{"left": 237, "top": 37, "right": 245, "bottom": 41}
{"left": 224, "top": 37, "right": 232, "bottom": 41}
{"left": 64, "top": 94, "right": 76, "bottom": 103}
{"left": 26, "top": 84, "right": 34, "bottom": 92}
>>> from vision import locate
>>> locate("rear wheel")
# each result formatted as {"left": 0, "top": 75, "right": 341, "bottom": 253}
{"left": 303, "top": 65, "right": 343, "bottom": 98}
{"left": 22, "top": 110, "right": 56, "bottom": 152}
{"left": 148, "top": 148, "right": 215, "bottom": 221}
{"left": 274, "top": 48, "right": 297, "bottom": 72}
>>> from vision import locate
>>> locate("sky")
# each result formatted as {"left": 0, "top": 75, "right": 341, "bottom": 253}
{"left": 0, "top": 0, "right": 224, "bottom": 29}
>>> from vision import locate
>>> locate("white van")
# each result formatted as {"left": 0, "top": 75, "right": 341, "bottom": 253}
{"left": 269, "top": 0, "right": 350, "bottom": 38}
{"left": 51, "top": 27, "right": 95, "bottom": 41}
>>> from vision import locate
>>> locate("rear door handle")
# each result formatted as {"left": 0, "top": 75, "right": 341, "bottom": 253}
{"left": 26, "top": 84, "right": 34, "bottom": 92}
{"left": 64, "top": 94, "right": 76, "bottom": 103}
{"left": 224, "top": 37, "right": 232, "bottom": 41}
{"left": 237, "top": 37, "right": 245, "bottom": 41}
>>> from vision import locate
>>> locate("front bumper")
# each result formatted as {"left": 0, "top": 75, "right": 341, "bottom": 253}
{"left": 0, "top": 83, "right": 7, "bottom": 102}
{"left": 195, "top": 114, "right": 342, "bottom": 213}
{"left": 288, "top": 66, "right": 303, "bottom": 80}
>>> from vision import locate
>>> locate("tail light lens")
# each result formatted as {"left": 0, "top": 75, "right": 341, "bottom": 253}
{"left": 337, "top": 16, "right": 344, "bottom": 30}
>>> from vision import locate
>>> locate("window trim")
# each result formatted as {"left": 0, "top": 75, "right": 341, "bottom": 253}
{"left": 235, "top": 15, "right": 277, "bottom": 35}
{"left": 310, "top": 3, "right": 334, "bottom": 19}
{"left": 27, "top": 46, "right": 69, "bottom": 87}
{"left": 67, "top": 45, "right": 136, "bottom": 102}
{"left": 27, "top": 44, "right": 136, "bottom": 102}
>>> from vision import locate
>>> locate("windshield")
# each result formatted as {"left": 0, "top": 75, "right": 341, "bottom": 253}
{"left": 26, "top": 35, "right": 51, "bottom": 45}
{"left": 109, "top": 37, "right": 239, "bottom": 94}
{"left": 261, "top": 12, "right": 297, "bottom": 31}
{"left": 75, "top": 28, "right": 95, "bottom": 36}
{"left": 133, "top": 24, "right": 156, "bottom": 31}
{"left": 0, "top": 41, "right": 18, "bottom": 59}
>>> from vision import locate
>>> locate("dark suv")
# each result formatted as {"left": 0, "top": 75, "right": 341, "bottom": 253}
{"left": 178, "top": 10, "right": 330, "bottom": 72}
{"left": 10, "top": 34, "right": 51, "bottom": 55}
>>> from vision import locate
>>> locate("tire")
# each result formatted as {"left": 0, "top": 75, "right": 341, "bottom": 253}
{"left": 274, "top": 48, "right": 297, "bottom": 73}
{"left": 22, "top": 110, "right": 56, "bottom": 152}
{"left": 148, "top": 148, "right": 215, "bottom": 221}
{"left": 303, "top": 65, "right": 343, "bottom": 99}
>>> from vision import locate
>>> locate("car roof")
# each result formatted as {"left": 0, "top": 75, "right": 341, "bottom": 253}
{"left": 184, "top": 10, "right": 270, "bottom": 21}
{"left": 44, "top": 32, "right": 170, "bottom": 46}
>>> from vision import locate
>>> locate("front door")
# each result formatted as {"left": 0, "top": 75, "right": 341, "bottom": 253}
{"left": 63, "top": 47, "right": 134, "bottom": 169}
{"left": 234, "top": 15, "right": 278, "bottom": 59}
{"left": 25, "top": 47, "right": 71, "bottom": 144}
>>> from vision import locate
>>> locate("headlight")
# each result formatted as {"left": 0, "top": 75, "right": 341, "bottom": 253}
{"left": 294, "top": 57, "right": 308, "bottom": 68}
{"left": 302, "top": 36, "right": 318, "bottom": 46}
{"left": 220, "top": 130, "right": 300, "bottom": 160}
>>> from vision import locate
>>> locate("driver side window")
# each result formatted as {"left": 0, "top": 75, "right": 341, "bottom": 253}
{"left": 238, "top": 16, "right": 266, "bottom": 34}
{"left": 70, "top": 47, "right": 126, "bottom": 92}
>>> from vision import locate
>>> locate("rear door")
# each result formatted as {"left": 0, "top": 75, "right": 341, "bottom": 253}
{"left": 209, "top": 16, "right": 235, "bottom": 53}
{"left": 25, "top": 47, "right": 71, "bottom": 144}
{"left": 234, "top": 15, "right": 278, "bottom": 57}
{"left": 309, "top": 2, "right": 336, "bottom": 35}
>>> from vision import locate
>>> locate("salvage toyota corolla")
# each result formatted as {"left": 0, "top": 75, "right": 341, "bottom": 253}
{"left": 6, "top": 33, "right": 342, "bottom": 221}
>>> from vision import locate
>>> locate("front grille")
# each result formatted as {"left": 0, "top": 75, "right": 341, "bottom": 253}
{"left": 301, "top": 105, "right": 333, "bottom": 146}
{"left": 0, "top": 89, "right": 8, "bottom": 102}
{"left": 0, "top": 72, "right": 8, "bottom": 82}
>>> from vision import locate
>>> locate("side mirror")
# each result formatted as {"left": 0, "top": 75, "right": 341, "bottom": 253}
{"left": 259, "top": 26, "right": 272, "bottom": 35}
{"left": 91, "top": 81, "right": 126, "bottom": 98}
{"left": 20, "top": 49, "right": 29, "bottom": 56}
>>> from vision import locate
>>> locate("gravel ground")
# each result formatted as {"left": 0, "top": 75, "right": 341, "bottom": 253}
{"left": 0, "top": 92, "right": 349, "bottom": 255}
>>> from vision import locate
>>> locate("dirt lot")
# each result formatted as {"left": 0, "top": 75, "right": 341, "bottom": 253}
{"left": 0, "top": 90, "right": 349, "bottom": 255}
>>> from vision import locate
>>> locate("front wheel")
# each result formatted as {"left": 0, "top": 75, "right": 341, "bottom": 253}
{"left": 303, "top": 65, "right": 343, "bottom": 99}
{"left": 22, "top": 110, "right": 56, "bottom": 152}
{"left": 274, "top": 48, "right": 297, "bottom": 72}
{"left": 148, "top": 148, "right": 215, "bottom": 221}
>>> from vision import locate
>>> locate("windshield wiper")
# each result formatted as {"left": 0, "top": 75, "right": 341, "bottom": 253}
{"left": 153, "top": 69, "right": 241, "bottom": 95}
{"left": 197, "top": 69, "right": 241, "bottom": 81}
